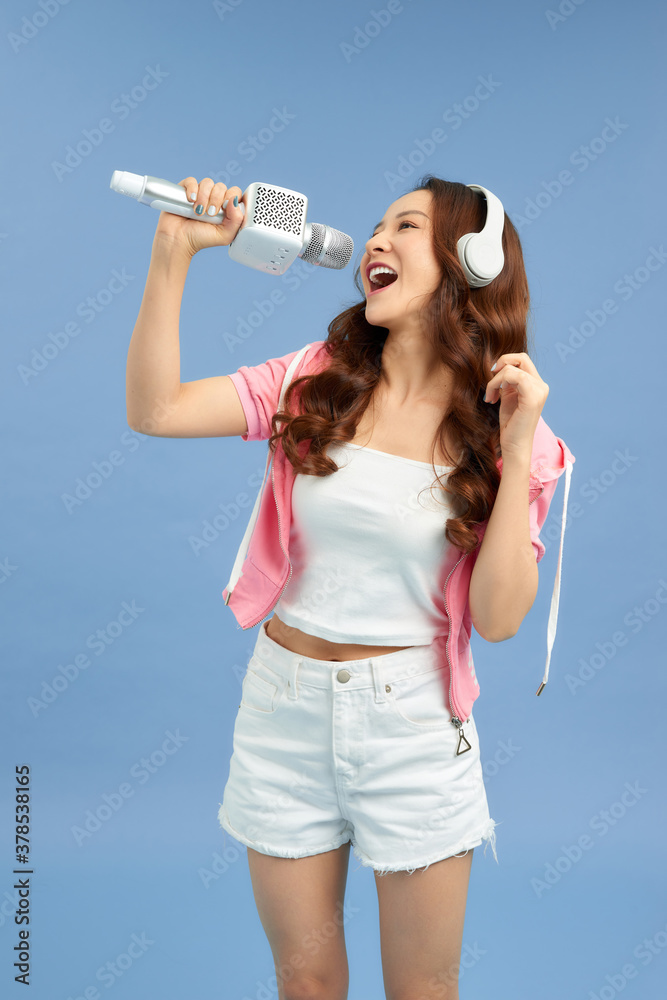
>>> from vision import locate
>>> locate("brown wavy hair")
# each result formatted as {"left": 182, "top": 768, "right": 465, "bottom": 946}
{"left": 267, "top": 175, "right": 532, "bottom": 555}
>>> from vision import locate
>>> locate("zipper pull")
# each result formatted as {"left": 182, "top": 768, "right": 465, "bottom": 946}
{"left": 451, "top": 716, "right": 472, "bottom": 755}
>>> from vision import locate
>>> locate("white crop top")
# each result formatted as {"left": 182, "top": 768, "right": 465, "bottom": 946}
{"left": 273, "top": 441, "right": 462, "bottom": 645}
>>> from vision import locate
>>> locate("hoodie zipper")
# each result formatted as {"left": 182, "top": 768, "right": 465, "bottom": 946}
{"left": 444, "top": 478, "right": 545, "bottom": 755}
{"left": 442, "top": 552, "right": 471, "bottom": 755}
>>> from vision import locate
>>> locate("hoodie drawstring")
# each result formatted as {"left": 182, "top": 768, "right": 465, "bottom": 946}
{"left": 536, "top": 457, "right": 574, "bottom": 696}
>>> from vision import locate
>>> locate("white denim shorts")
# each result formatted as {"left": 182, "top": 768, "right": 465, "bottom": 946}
{"left": 218, "top": 621, "right": 498, "bottom": 875}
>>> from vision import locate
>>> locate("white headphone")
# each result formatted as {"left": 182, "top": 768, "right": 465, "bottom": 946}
{"left": 457, "top": 184, "right": 505, "bottom": 288}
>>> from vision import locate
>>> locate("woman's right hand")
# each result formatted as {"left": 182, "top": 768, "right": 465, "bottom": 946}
{"left": 153, "top": 177, "right": 246, "bottom": 257}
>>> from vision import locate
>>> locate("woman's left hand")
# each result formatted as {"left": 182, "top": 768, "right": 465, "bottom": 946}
{"left": 484, "top": 352, "right": 549, "bottom": 459}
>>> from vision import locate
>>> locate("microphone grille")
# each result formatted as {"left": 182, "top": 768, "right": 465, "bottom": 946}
{"left": 253, "top": 184, "right": 306, "bottom": 237}
{"left": 300, "top": 222, "right": 324, "bottom": 264}
{"left": 302, "top": 223, "right": 354, "bottom": 269}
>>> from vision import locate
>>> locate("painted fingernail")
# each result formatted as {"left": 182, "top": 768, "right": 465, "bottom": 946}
{"left": 233, "top": 195, "right": 238, "bottom": 208}
{"left": 195, "top": 204, "right": 204, "bottom": 215}
{"left": 207, "top": 205, "right": 218, "bottom": 216}
{"left": 188, "top": 191, "right": 197, "bottom": 202}
{"left": 490, "top": 362, "right": 497, "bottom": 371}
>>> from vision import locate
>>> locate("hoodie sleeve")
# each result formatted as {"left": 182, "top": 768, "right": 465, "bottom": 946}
{"left": 228, "top": 341, "right": 326, "bottom": 442}
{"left": 526, "top": 415, "right": 576, "bottom": 563}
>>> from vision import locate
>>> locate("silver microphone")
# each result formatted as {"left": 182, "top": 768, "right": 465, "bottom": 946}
{"left": 109, "top": 171, "right": 353, "bottom": 275}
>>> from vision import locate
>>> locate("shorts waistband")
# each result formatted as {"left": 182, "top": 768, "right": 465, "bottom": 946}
{"left": 253, "top": 620, "right": 443, "bottom": 695}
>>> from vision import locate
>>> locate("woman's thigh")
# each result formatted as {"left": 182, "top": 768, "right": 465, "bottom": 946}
{"left": 375, "top": 849, "right": 474, "bottom": 1000}
{"left": 246, "top": 841, "right": 352, "bottom": 1000}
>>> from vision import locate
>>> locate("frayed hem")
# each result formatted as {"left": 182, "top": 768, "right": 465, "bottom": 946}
{"left": 480, "top": 817, "right": 500, "bottom": 865}
{"left": 352, "top": 818, "right": 500, "bottom": 876}
{"left": 218, "top": 806, "right": 351, "bottom": 860}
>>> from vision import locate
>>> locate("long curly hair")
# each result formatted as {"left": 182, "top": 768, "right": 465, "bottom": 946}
{"left": 267, "top": 175, "right": 532, "bottom": 555}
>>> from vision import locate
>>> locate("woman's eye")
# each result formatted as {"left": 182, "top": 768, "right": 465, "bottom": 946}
{"left": 368, "top": 221, "right": 416, "bottom": 239}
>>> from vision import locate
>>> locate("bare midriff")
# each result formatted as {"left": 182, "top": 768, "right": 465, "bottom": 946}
{"left": 265, "top": 613, "right": 414, "bottom": 662}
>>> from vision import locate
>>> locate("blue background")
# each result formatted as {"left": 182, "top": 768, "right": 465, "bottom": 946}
{"left": 2, "top": 0, "right": 666, "bottom": 997}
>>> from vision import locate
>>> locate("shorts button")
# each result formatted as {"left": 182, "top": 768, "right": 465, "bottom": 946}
{"left": 385, "top": 684, "right": 391, "bottom": 693}
{"left": 337, "top": 669, "right": 352, "bottom": 683}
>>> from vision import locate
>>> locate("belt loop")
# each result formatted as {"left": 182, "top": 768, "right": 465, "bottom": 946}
{"left": 371, "top": 659, "right": 387, "bottom": 704}
{"left": 286, "top": 656, "right": 300, "bottom": 700}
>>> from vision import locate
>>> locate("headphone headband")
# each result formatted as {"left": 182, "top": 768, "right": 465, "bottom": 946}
{"left": 457, "top": 183, "right": 505, "bottom": 288}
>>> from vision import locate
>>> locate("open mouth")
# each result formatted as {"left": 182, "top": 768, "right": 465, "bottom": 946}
{"left": 367, "top": 267, "right": 398, "bottom": 295}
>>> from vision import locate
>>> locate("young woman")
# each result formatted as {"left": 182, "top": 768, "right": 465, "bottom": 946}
{"left": 126, "top": 174, "right": 575, "bottom": 1000}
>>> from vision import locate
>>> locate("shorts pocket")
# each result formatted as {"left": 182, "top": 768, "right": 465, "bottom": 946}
{"left": 240, "top": 655, "right": 285, "bottom": 714}
{"left": 386, "top": 667, "right": 452, "bottom": 730}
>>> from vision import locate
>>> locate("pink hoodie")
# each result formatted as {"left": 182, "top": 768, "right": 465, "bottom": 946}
{"left": 222, "top": 340, "right": 576, "bottom": 754}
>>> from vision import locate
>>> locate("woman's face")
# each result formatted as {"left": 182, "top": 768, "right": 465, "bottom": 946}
{"left": 360, "top": 188, "right": 441, "bottom": 332}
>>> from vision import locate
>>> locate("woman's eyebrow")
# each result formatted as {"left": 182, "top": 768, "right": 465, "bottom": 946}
{"left": 371, "top": 210, "right": 429, "bottom": 235}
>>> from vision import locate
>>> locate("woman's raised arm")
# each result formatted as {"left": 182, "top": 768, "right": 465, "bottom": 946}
{"left": 125, "top": 176, "right": 247, "bottom": 438}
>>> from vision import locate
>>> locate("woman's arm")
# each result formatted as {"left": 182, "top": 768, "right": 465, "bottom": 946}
{"left": 125, "top": 233, "right": 193, "bottom": 434}
{"left": 125, "top": 175, "right": 250, "bottom": 438}
{"left": 468, "top": 448, "right": 539, "bottom": 642}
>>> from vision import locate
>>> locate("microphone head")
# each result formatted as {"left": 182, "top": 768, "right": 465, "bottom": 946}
{"left": 301, "top": 222, "right": 354, "bottom": 269}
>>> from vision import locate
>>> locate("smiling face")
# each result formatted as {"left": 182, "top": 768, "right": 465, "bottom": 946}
{"left": 360, "top": 189, "right": 441, "bottom": 332}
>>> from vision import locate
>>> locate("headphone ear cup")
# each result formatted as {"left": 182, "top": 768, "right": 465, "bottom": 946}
{"left": 457, "top": 232, "right": 504, "bottom": 288}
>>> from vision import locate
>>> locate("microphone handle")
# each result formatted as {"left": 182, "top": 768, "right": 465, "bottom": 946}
{"left": 111, "top": 172, "right": 227, "bottom": 225}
